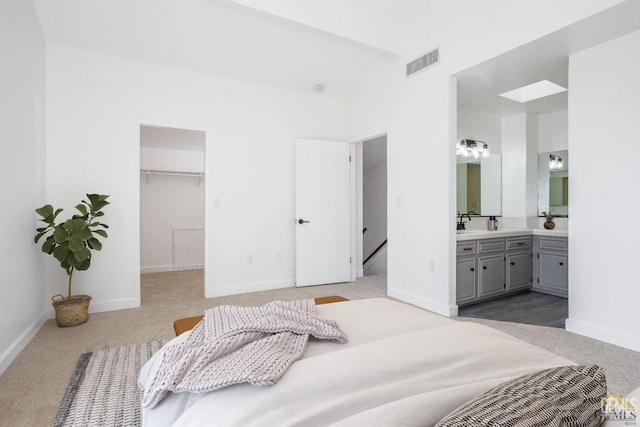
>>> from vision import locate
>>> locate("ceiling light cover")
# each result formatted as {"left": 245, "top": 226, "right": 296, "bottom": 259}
{"left": 499, "top": 80, "right": 567, "bottom": 103}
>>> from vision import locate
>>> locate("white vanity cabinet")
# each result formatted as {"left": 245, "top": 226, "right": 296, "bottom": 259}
{"left": 456, "top": 235, "right": 532, "bottom": 306}
{"left": 532, "top": 236, "right": 568, "bottom": 298}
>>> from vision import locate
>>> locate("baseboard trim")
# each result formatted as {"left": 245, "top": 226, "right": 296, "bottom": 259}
{"left": 0, "top": 311, "right": 48, "bottom": 375}
{"left": 388, "top": 287, "right": 457, "bottom": 317}
{"left": 141, "top": 265, "right": 173, "bottom": 274}
{"left": 206, "top": 279, "right": 295, "bottom": 298}
{"left": 565, "top": 317, "right": 640, "bottom": 352}
{"left": 46, "top": 297, "right": 139, "bottom": 318}
{"left": 90, "top": 297, "right": 139, "bottom": 314}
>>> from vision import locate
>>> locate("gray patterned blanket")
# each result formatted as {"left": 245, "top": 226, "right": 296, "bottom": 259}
{"left": 142, "top": 299, "right": 348, "bottom": 409}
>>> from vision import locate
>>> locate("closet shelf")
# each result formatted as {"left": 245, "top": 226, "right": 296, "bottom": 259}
{"left": 140, "top": 169, "right": 204, "bottom": 185}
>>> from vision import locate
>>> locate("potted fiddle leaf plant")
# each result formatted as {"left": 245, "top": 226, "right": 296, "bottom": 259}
{"left": 34, "top": 194, "right": 110, "bottom": 327}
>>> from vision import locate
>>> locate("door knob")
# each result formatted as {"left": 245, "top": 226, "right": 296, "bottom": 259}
{"left": 297, "top": 219, "right": 310, "bottom": 224}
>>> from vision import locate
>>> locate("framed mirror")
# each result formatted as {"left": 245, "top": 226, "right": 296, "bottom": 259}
{"left": 538, "top": 150, "right": 568, "bottom": 216}
{"left": 456, "top": 154, "right": 502, "bottom": 216}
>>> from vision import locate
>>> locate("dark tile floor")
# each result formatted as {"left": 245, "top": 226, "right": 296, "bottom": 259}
{"left": 458, "top": 291, "right": 568, "bottom": 328}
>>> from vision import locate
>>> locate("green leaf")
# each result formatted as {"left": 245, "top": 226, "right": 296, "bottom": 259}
{"left": 34, "top": 230, "right": 48, "bottom": 244}
{"left": 42, "top": 236, "right": 56, "bottom": 253}
{"left": 92, "top": 229, "right": 108, "bottom": 238}
{"left": 53, "top": 245, "right": 70, "bottom": 262}
{"left": 35, "top": 205, "right": 53, "bottom": 219}
{"left": 77, "top": 229, "right": 93, "bottom": 241}
{"left": 75, "top": 203, "right": 88, "bottom": 216}
{"left": 87, "top": 238, "right": 102, "bottom": 251}
{"left": 53, "top": 227, "right": 69, "bottom": 243}
{"left": 68, "top": 237, "right": 85, "bottom": 252}
{"left": 76, "top": 258, "right": 91, "bottom": 271}
{"left": 86, "top": 194, "right": 110, "bottom": 213}
{"left": 66, "top": 254, "right": 81, "bottom": 268}
{"left": 73, "top": 247, "right": 91, "bottom": 263}
{"left": 63, "top": 218, "right": 88, "bottom": 235}
{"left": 87, "top": 194, "right": 110, "bottom": 203}
{"left": 93, "top": 211, "right": 105, "bottom": 217}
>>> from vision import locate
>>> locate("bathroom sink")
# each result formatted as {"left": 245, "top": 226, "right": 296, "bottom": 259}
{"left": 456, "top": 230, "right": 484, "bottom": 234}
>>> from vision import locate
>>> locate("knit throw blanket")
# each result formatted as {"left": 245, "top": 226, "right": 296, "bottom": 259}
{"left": 142, "top": 299, "right": 348, "bottom": 409}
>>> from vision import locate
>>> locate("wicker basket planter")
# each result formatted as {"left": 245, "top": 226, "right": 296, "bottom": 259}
{"left": 52, "top": 294, "right": 92, "bottom": 327}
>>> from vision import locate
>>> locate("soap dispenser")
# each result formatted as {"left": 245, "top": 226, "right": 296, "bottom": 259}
{"left": 488, "top": 216, "right": 498, "bottom": 231}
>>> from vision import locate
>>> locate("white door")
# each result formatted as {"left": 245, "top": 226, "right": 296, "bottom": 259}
{"left": 296, "top": 138, "right": 352, "bottom": 287}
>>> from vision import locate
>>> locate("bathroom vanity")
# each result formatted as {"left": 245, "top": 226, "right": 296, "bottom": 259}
{"left": 456, "top": 230, "right": 567, "bottom": 306}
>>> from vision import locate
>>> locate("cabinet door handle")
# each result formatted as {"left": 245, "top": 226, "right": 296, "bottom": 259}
{"left": 510, "top": 262, "right": 515, "bottom": 266}
{"left": 470, "top": 268, "right": 475, "bottom": 272}
{"left": 559, "top": 262, "right": 564, "bottom": 266}
{"left": 482, "top": 266, "right": 487, "bottom": 270}
{"left": 463, "top": 247, "right": 472, "bottom": 251}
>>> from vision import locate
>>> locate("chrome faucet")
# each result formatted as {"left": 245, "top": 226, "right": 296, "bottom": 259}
{"left": 457, "top": 213, "right": 471, "bottom": 230}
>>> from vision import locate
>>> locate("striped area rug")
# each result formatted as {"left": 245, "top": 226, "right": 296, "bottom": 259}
{"left": 54, "top": 340, "right": 166, "bottom": 427}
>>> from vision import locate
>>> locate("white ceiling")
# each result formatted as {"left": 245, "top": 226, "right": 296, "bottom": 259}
{"left": 456, "top": 50, "right": 569, "bottom": 116}
{"left": 32, "top": 0, "right": 640, "bottom": 107}
{"left": 32, "top": 0, "right": 427, "bottom": 97}
{"left": 456, "top": 0, "right": 640, "bottom": 117}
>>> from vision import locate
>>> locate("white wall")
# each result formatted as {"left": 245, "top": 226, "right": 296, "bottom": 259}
{"left": 566, "top": 30, "right": 640, "bottom": 351}
{"left": 342, "top": 0, "right": 627, "bottom": 316}
{"left": 140, "top": 147, "right": 204, "bottom": 173}
{"left": 0, "top": 0, "right": 47, "bottom": 374}
{"left": 501, "top": 113, "right": 539, "bottom": 223}
{"left": 140, "top": 147, "right": 205, "bottom": 273}
{"left": 46, "top": 43, "right": 344, "bottom": 310}
{"left": 502, "top": 114, "right": 528, "bottom": 218}
{"left": 457, "top": 107, "right": 502, "bottom": 154}
{"left": 539, "top": 109, "right": 568, "bottom": 152}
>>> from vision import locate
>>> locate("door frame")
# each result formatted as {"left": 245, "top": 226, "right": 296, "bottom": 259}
{"left": 136, "top": 119, "right": 211, "bottom": 305}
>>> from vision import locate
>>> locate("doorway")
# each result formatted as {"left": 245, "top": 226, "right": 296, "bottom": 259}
{"left": 360, "top": 135, "right": 387, "bottom": 276}
{"left": 139, "top": 125, "right": 206, "bottom": 302}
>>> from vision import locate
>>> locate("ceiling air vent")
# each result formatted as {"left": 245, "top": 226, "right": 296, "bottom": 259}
{"left": 406, "top": 48, "right": 439, "bottom": 77}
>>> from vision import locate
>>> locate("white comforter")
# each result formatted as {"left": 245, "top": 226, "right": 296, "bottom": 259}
{"left": 139, "top": 298, "right": 573, "bottom": 426}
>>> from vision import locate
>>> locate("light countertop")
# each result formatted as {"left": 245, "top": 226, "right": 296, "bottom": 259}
{"left": 456, "top": 228, "right": 568, "bottom": 241}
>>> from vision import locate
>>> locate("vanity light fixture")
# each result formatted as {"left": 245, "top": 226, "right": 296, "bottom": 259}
{"left": 457, "top": 139, "right": 489, "bottom": 159}
{"left": 549, "top": 154, "right": 563, "bottom": 170}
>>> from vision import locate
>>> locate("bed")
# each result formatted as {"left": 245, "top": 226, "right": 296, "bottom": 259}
{"left": 138, "top": 298, "right": 601, "bottom": 426}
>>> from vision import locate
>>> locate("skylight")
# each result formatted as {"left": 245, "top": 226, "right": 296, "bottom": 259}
{"left": 499, "top": 80, "right": 567, "bottom": 103}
